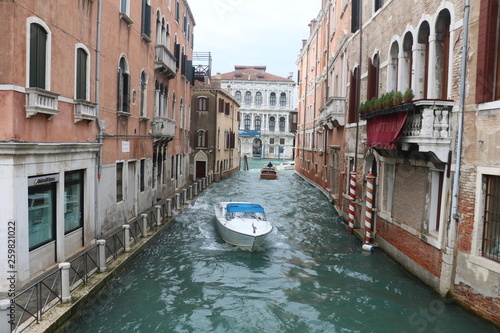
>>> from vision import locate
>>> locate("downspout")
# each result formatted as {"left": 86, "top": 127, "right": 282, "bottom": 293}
{"left": 354, "top": 0, "right": 362, "bottom": 171}
{"left": 324, "top": 5, "right": 331, "bottom": 167}
{"left": 451, "top": 0, "right": 469, "bottom": 222}
{"left": 94, "top": 0, "right": 103, "bottom": 238}
{"left": 312, "top": 29, "right": 319, "bottom": 164}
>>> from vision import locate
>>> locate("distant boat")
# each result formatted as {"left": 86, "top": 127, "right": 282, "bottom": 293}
{"left": 213, "top": 202, "right": 273, "bottom": 251}
{"left": 260, "top": 165, "right": 278, "bottom": 180}
{"left": 276, "top": 161, "right": 295, "bottom": 170}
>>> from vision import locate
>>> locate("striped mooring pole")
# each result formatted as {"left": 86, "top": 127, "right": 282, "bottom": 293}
{"left": 364, "top": 173, "right": 376, "bottom": 243}
{"left": 348, "top": 170, "right": 357, "bottom": 232}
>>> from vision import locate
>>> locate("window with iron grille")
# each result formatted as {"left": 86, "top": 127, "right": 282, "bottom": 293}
{"left": 483, "top": 175, "right": 500, "bottom": 262}
{"left": 116, "top": 162, "right": 123, "bottom": 202}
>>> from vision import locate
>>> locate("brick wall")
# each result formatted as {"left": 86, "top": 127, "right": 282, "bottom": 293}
{"left": 377, "top": 218, "right": 443, "bottom": 277}
{"left": 454, "top": 283, "right": 500, "bottom": 325}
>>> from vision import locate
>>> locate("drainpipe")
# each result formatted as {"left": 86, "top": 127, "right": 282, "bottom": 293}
{"left": 94, "top": 0, "right": 103, "bottom": 238}
{"left": 451, "top": 0, "right": 469, "bottom": 222}
{"left": 354, "top": 0, "right": 362, "bottom": 172}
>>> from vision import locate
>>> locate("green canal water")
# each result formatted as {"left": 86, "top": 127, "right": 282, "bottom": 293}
{"left": 62, "top": 159, "right": 498, "bottom": 333}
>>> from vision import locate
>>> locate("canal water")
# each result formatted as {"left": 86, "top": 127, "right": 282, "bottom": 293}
{"left": 62, "top": 159, "right": 498, "bottom": 333}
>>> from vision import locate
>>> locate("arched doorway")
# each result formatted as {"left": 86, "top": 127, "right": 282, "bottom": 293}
{"left": 252, "top": 138, "right": 262, "bottom": 157}
{"left": 194, "top": 151, "right": 208, "bottom": 180}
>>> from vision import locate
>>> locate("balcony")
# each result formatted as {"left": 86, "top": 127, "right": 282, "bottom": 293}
{"left": 155, "top": 45, "right": 176, "bottom": 79}
{"left": 151, "top": 117, "right": 175, "bottom": 139}
{"left": 74, "top": 100, "right": 97, "bottom": 123}
{"left": 399, "top": 100, "right": 453, "bottom": 162}
{"left": 361, "top": 99, "right": 454, "bottom": 162}
{"left": 25, "top": 87, "right": 60, "bottom": 119}
{"left": 319, "top": 96, "right": 346, "bottom": 128}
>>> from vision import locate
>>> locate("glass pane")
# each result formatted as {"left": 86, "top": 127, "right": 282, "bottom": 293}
{"left": 29, "top": 184, "right": 55, "bottom": 250}
{"left": 65, "top": 171, "right": 83, "bottom": 233}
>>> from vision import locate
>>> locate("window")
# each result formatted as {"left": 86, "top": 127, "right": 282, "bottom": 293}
{"left": 374, "top": 0, "right": 383, "bottom": 11}
{"left": 175, "top": 1, "right": 180, "bottom": 23}
{"left": 196, "top": 130, "right": 207, "bottom": 148}
{"left": 29, "top": 22, "right": 49, "bottom": 89}
{"left": 76, "top": 47, "right": 89, "bottom": 100}
{"left": 279, "top": 117, "right": 286, "bottom": 131}
{"left": 140, "top": 71, "right": 147, "bottom": 117}
{"left": 235, "top": 91, "right": 242, "bottom": 103}
{"left": 255, "top": 92, "right": 262, "bottom": 105}
{"left": 118, "top": 57, "right": 130, "bottom": 113}
{"left": 140, "top": 160, "right": 145, "bottom": 192}
{"left": 388, "top": 42, "right": 399, "bottom": 93}
{"left": 65, "top": 170, "right": 83, "bottom": 234}
{"left": 270, "top": 138, "right": 275, "bottom": 145}
{"left": 351, "top": 0, "right": 360, "bottom": 32}
{"left": 245, "top": 91, "right": 252, "bottom": 105}
{"left": 116, "top": 162, "right": 123, "bottom": 202}
{"left": 280, "top": 93, "right": 286, "bottom": 106}
{"left": 172, "top": 92, "right": 176, "bottom": 120}
{"left": 416, "top": 22, "right": 430, "bottom": 99}
{"left": 28, "top": 180, "right": 56, "bottom": 250}
{"left": 120, "top": 0, "right": 130, "bottom": 15}
{"left": 483, "top": 176, "right": 500, "bottom": 262}
{"left": 401, "top": 32, "right": 413, "bottom": 92}
{"left": 435, "top": 10, "right": 451, "bottom": 100}
{"left": 348, "top": 68, "right": 359, "bottom": 124}
{"left": 270, "top": 92, "right": 276, "bottom": 106}
{"left": 254, "top": 116, "right": 261, "bottom": 130}
{"left": 197, "top": 96, "right": 208, "bottom": 111}
{"left": 183, "top": 15, "right": 187, "bottom": 35}
{"left": 269, "top": 117, "right": 276, "bottom": 131}
{"left": 141, "top": 0, "right": 151, "bottom": 39}
{"left": 244, "top": 115, "right": 251, "bottom": 130}
{"left": 367, "top": 54, "right": 380, "bottom": 101}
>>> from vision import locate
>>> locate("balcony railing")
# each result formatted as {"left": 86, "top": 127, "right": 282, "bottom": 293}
{"left": 319, "top": 96, "right": 346, "bottom": 128}
{"left": 152, "top": 117, "right": 175, "bottom": 138}
{"left": 25, "top": 87, "right": 60, "bottom": 119}
{"left": 155, "top": 45, "right": 176, "bottom": 79}
{"left": 74, "top": 100, "right": 98, "bottom": 123}
{"left": 399, "top": 100, "right": 453, "bottom": 162}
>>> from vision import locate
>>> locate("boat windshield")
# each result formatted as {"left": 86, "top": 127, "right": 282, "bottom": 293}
{"left": 226, "top": 211, "right": 266, "bottom": 221}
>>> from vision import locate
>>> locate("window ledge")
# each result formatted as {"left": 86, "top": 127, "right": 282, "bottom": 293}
{"left": 117, "top": 111, "right": 131, "bottom": 118}
{"left": 468, "top": 254, "right": 500, "bottom": 274}
{"left": 139, "top": 116, "right": 150, "bottom": 122}
{"left": 141, "top": 34, "right": 152, "bottom": 43}
{"left": 120, "top": 12, "right": 134, "bottom": 26}
{"left": 25, "top": 87, "right": 60, "bottom": 119}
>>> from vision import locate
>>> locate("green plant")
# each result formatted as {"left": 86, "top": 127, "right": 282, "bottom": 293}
{"left": 403, "top": 88, "right": 414, "bottom": 103}
{"left": 358, "top": 101, "right": 367, "bottom": 114}
{"left": 386, "top": 91, "right": 395, "bottom": 108}
{"left": 394, "top": 91, "right": 403, "bottom": 105}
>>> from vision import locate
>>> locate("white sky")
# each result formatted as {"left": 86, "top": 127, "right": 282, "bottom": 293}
{"left": 188, "top": 0, "right": 321, "bottom": 81}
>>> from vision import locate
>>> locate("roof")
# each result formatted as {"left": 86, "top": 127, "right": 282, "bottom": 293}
{"left": 226, "top": 203, "right": 265, "bottom": 213}
{"left": 217, "top": 66, "right": 294, "bottom": 83}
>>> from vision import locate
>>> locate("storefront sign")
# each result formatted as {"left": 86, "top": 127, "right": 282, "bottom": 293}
{"left": 28, "top": 174, "right": 60, "bottom": 186}
{"left": 367, "top": 112, "right": 407, "bottom": 149}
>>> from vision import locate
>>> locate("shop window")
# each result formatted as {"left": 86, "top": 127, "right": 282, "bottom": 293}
{"left": 64, "top": 170, "right": 83, "bottom": 234}
{"left": 28, "top": 180, "right": 56, "bottom": 250}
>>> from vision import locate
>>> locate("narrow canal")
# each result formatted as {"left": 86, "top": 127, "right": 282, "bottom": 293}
{"left": 62, "top": 160, "right": 498, "bottom": 333}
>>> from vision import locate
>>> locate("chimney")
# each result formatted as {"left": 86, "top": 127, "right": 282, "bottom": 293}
{"left": 309, "top": 19, "right": 317, "bottom": 34}
{"left": 213, "top": 73, "right": 222, "bottom": 88}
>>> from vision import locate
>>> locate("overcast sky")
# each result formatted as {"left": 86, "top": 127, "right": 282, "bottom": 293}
{"left": 188, "top": 0, "right": 321, "bottom": 81}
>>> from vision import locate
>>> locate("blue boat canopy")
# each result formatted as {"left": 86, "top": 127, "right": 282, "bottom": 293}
{"left": 226, "top": 203, "right": 265, "bottom": 213}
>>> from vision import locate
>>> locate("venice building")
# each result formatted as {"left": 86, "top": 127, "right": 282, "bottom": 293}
{"left": 218, "top": 66, "right": 297, "bottom": 160}
{"left": 0, "top": 0, "right": 195, "bottom": 293}
{"left": 297, "top": 0, "right": 500, "bottom": 325}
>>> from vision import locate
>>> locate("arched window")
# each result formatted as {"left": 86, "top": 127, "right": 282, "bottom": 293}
{"left": 245, "top": 91, "right": 252, "bottom": 105}
{"left": 244, "top": 115, "right": 251, "bottom": 130}
{"left": 254, "top": 116, "right": 261, "bottom": 130}
{"left": 279, "top": 117, "right": 286, "bottom": 131}
{"left": 172, "top": 92, "right": 176, "bottom": 120}
{"left": 140, "top": 71, "right": 147, "bottom": 117}
{"left": 270, "top": 92, "right": 276, "bottom": 106}
{"left": 76, "top": 46, "right": 89, "bottom": 100}
{"left": 29, "top": 23, "right": 49, "bottom": 89}
{"left": 269, "top": 116, "right": 276, "bottom": 131}
{"left": 118, "top": 57, "right": 130, "bottom": 113}
{"left": 280, "top": 93, "right": 286, "bottom": 106}
{"left": 387, "top": 41, "right": 399, "bottom": 93}
{"left": 154, "top": 80, "right": 160, "bottom": 117}
{"left": 415, "top": 22, "right": 430, "bottom": 99}
{"left": 435, "top": 10, "right": 451, "bottom": 99}
{"left": 255, "top": 92, "right": 262, "bottom": 106}
{"left": 367, "top": 53, "right": 380, "bottom": 101}
{"left": 401, "top": 32, "right": 413, "bottom": 92}
{"left": 196, "top": 130, "right": 207, "bottom": 148}
{"left": 235, "top": 91, "right": 242, "bottom": 103}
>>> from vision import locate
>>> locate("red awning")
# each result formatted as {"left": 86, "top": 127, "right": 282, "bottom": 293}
{"left": 366, "top": 112, "right": 407, "bottom": 149}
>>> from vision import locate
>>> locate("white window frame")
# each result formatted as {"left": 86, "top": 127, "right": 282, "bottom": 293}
{"left": 75, "top": 43, "right": 91, "bottom": 100}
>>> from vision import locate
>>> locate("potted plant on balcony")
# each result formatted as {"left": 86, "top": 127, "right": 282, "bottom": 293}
{"left": 394, "top": 91, "right": 403, "bottom": 106}
{"left": 403, "top": 88, "right": 414, "bottom": 104}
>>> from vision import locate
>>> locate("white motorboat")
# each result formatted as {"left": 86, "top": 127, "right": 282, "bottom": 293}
{"left": 276, "top": 161, "right": 295, "bottom": 170}
{"left": 214, "top": 202, "right": 273, "bottom": 250}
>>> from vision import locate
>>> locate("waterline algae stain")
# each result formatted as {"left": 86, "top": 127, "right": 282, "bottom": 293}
{"left": 61, "top": 160, "right": 498, "bottom": 333}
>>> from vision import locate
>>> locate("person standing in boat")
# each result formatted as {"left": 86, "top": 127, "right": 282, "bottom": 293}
{"left": 267, "top": 162, "right": 273, "bottom": 167}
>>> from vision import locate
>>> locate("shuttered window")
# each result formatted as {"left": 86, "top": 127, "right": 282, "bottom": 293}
{"left": 76, "top": 48, "right": 88, "bottom": 100}
{"left": 141, "top": 0, "right": 151, "bottom": 38}
{"left": 118, "top": 58, "right": 130, "bottom": 113}
{"left": 29, "top": 23, "right": 47, "bottom": 89}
